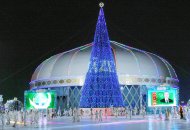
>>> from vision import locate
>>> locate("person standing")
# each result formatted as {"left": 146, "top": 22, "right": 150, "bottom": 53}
{"left": 69, "top": 108, "right": 72, "bottom": 117}
{"left": 133, "top": 107, "right": 137, "bottom": 116}
{"left": 99, "top": 110, "right": 102, "bottom": 122}
{"left": 105, "top": 108, "right": 107, "bottom": 119}
{"left": 12, "top": 110, "right": 18, "bottom": 127}
{"left": 90, "top": 108, "right": 93, "bottom": 120}
{"left": 29, "top": 110, "right": 34, "bottom": 125}
{"left": 129, "top": 108, "right": 132, "bottom": 120}
{"left": 20, "top": 111, "right": 24, "bottom": 123}
{"left": 95, "top": 110, "right": 98, "bottom": 121}
{"left": 110, "top": 105, "right": 114, "bottom": 116}
{"left": 171, "top": 107, "right": 174, "bottom": 118}
{"left": 142, "top": 106, "right": 146, "bottom": 118}
{"left": 187, "top": 107, "right": 190, "bottom": 120}
{"left": 46, "top": 109, "right": 49, "bottom": 120}
{"left": 76, "top": 108, "right": 80, "bottom": 122}
{"left": 34, "top": 109, "right": 39, "bottom": 127}
{"left": 179, "top": 106, "right": 184, "bottom": 119}
{"left": 5, "top": 110, "right": 10, "bottom": 125}
{"left": 165, "top": 109, "right": 169, "bottom": 120}
{"left": 18, "top": 110, "right": 22, "bottom": 123}
{"left": 115, "top": 108, "right": 118, "bottom": 118}
{"left": 23, "top": 110, "right": 27, "bottom": 126}
{"left": 57, "top": 107, "right": 61, "bottom": 117}
{"left": 158, "top": 108, "right": 162, "bottom": 120}
{"left": 153, "top": 107, "right": 157, "bottom": 118}
{"left": 174, "top": 106, "right": 178, "bottom": 118}
{"left": 0, "top": 110, "right": 4, "bottom": 128}
{"left": 49, "top": 109, "right": 53, "bottom": 120}
{"left": 183, "top": 106, "right": 187, "bottom": 120}
{"left": 72, "top": 108, "right": 76, "bottom": 123}
{"left": 79, "top": 109, "right": 83, "bottom": 119}
{"left": 125, "top": 107, "right": 128, "bottom": 118}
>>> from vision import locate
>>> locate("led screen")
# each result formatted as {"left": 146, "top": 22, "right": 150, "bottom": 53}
{"left": 25, "top": 91, "right": 56, "bottom": 110}
{"left": 148, "top": 89, "right": 177, "bottom": 107}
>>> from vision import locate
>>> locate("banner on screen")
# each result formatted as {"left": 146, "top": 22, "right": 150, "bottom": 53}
{"left": 148, "top": 88, "right": 177, "bottom": 107}
{"left": 24, "top": 91, "right": 56, "bottom": 110}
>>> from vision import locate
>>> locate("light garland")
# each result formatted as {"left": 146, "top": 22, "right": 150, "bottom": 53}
{"left": 79, "top": 6, "right": 123, "bottom": 108}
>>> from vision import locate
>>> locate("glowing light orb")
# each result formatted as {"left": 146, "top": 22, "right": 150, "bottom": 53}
{"left": 99, "top": 2, "right": 104, "bottom": 8}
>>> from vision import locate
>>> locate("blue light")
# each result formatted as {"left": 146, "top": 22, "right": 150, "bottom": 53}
{"left": 79, "top": 7, "right": 123, "bottom": 108}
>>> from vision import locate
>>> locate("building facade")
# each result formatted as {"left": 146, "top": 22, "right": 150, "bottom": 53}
{"left": 30, "top": 41, "right": 179, "bottom": 110}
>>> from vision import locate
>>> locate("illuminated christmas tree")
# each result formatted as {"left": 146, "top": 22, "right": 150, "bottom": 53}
{"left": 79, "top": 4, "right": 123, "bottom": 108}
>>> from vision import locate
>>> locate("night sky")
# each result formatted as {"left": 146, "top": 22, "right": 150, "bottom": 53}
{"left": 0, "top": 1, "right": 189, "bottom": 103}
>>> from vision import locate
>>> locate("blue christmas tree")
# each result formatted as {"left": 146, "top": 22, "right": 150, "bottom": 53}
{"left": 79, "top": 5, "right": 124, "bottom": 108}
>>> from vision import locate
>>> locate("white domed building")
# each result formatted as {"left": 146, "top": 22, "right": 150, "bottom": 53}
{"left": 30, "top": 41, "right": 179, "bottom": 109}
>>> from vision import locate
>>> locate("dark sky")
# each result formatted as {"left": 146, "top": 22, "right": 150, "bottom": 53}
{"left": 0, "top": 0, "right": 189, "bottom": 102}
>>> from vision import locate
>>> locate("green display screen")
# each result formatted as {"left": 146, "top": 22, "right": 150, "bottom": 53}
{"left": 24, "top": 91, "right": 56, "bottom": 110}
{"left": 148, "top": 89, "right": 177, "bottom": 107}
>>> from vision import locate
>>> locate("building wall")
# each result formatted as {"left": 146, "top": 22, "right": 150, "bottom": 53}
{"left": 47, "top": 85, "right": 149, "bottom": 110}
{"left": 35, "top": 84, "right": 179, "bottom": 114}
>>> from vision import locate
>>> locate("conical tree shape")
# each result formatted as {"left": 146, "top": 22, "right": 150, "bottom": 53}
{"left": 79, "top": 7, "right": 123, "bottom": 108}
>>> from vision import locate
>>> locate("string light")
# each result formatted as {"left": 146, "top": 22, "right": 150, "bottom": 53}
{"left": 79, "top": 7, "right": 123, "bottom": 108}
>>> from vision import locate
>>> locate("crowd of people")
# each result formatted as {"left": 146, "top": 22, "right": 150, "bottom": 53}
{"left": 0, "top": 108, "right": 58, "bottom": 128}
{"left": 0, "top": 105, "right": 190, "bottom": 128}
{"left": 152, "top": 106, "right": 190, "bottom": 120}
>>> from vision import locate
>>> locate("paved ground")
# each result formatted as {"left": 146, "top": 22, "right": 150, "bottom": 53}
{"left": 1, "top": 115, "right": 190, "bottom": 130}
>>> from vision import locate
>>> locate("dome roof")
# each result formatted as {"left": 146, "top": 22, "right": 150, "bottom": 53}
{"left": 30, "top": 41, "right": 178, "bottom": 89}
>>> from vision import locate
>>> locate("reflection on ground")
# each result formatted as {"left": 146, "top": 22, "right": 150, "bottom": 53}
{"left": 1, "top": 115, "right": 190, "bottom": 130}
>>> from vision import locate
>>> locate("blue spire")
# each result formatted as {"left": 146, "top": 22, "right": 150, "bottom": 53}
{"left": 79, "top": 6, "right": 124, "bottom": 108}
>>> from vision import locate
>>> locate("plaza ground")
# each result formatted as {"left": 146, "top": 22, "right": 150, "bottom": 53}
{"left": 1, "top": 115, "right": 190, "bottom": 130}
